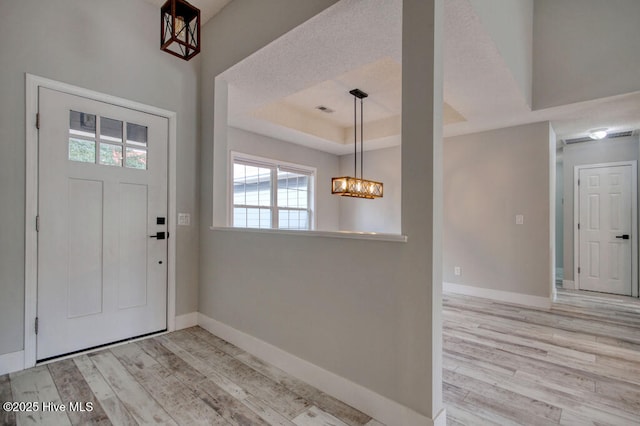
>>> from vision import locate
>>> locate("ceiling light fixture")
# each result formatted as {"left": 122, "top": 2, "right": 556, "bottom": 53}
{"left": 331, "top": 89, "right": 383, "bottom": 199}
{"left": 588, "top": 128, "right": 608, "bottom": 140}
{"left": 161, "top": 0, "right": 201, "bottom": 61}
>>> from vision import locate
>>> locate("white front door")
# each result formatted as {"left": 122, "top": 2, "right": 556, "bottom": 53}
{"left": 578, "top": 165, "right": 633, "bottom": 296}
{"left": 37, "top": 88, "right": 168, "bottom": 360}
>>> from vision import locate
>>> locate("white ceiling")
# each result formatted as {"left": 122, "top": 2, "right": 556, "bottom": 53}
{"left": 149, "top": 0, "right": 640, "bottom": 154}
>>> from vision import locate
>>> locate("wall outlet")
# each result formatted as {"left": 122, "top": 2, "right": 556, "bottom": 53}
{"left": 454, "top": 266, "right": 462, "bottom": 276}
{"left": 177, "top": 213, "right": 191, "bottom": 226}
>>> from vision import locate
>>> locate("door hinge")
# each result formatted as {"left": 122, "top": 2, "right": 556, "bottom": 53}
{"left": 35, "top": 317, "right": 39, "bottom": 335}
{"left": 36, "top": 215, "right": 40, "bottom": 232}
{"left": 36, "top": 113, "right": 40, "bottom": 130}
{"left": 578, "top": 179, "right": 580, "bottom": 186}
{"left": 577, "top": 223, "right": 580, "bottom": 230}
{"left": 578, "top": 267, "right": 581, "bottom": 274}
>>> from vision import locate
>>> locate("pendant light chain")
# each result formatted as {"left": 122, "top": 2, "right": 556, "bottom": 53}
{"left": 354, "top": 95, "right": 357, "bottom": 179}
{"left": 360, "top": 97, "right": 364, "bottom": 180}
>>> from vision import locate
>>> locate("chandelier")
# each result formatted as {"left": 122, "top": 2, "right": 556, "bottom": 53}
{"left": 331, "top": 89, "right": 383, "bottom": 199}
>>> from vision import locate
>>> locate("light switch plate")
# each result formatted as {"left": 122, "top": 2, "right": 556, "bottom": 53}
{"left": 516, "top": 214, "right": 524, "bottom": 225}
{"left": 178, "top": 213, "right": 191, "bottom": 226}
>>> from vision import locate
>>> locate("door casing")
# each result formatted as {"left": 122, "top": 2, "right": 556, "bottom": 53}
{"left": 573, "top": 161, "right": 638, "bottom": 297}
{"left": 24, "top": 74, "right": 178, "bottom": 368}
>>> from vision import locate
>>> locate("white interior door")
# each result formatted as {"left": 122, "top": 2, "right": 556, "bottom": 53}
{"left": 37, "top": 87, "right": 168, "bottom": 360}
{"left": 578, "top": 165, "right": 633, "bottom": 295}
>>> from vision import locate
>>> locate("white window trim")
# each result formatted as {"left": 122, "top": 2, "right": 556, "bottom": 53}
{"left": 228, "top": 151, "right": 317, "bottom": 230}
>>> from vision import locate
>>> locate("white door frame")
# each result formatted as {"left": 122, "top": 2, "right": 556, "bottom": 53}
{"left": 24, "top": 74, "right": 178, "bottom": 368}
{"left": 573, "top": 161, "right": 638, "bottom": 297}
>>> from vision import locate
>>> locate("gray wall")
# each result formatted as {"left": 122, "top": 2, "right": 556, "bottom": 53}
{"left": 533, "top": 0, "right": 640, "bottom": 109}
{"left": 0, "top": 0, "right": 200, "bottom": 356}
{"left": 562, "top": 136, "right": 640, "bottom": 282}
{"left": 443, "top": 122, "right": 552, "bottom": 298}
{"left": 339, "top": 146, "right": 401, "bottom": 233}
{"left": 199, "top": 0, "right": 444, "bottom": 417}
{"left": 228, "top": 127, "right": 341, "bottom": 231}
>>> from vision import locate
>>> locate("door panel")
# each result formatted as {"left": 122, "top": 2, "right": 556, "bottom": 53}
{"left": 119, "top": 183, "right": 149, "bottom": 310}
{"left": 37, "top": 87, "right": 168, "bottom": 360}
{"left": 578, "top": 165, "right": 632, "bottom": 295}
{"left": 67, "top": 178, "right": 104, "bottom": 318}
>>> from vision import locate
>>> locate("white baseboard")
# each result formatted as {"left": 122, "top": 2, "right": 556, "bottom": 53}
{"left": 562, "top": 280, "right": 576, "bottom": 290}
{"left": 432, "top": 407, "right": 447, "bottom": 426}
{"left": 174, "top": 312, "right": 198, "bottom": 330}
{"left": 198, "top": 313, "right": 439, "bottom": 426}
{"left": 444, "top": 282, "right": 551, "bottom": 309}
{"left": 0, "top": 350, "right": 25, "bottom": 375}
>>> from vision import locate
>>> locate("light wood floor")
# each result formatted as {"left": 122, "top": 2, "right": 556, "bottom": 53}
{"left": 444, "top": 288, "right": 640, "bottom": 425}
{"left": 1, "top": 327, "right": 381, "bottom": 426}
{"left": 2, "top": 290, "right": 639, "bottom": 425}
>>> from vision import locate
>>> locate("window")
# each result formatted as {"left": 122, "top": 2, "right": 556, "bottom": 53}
{"left": 232, "top": 153, "right": 314, "bottom": 230}
{"left": 68, "top": 111, "right": 148, "bottom": 169}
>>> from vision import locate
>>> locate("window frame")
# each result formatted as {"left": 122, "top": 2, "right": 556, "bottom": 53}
{"left": 229, "top": 151, "right": 316, "bottom": 230}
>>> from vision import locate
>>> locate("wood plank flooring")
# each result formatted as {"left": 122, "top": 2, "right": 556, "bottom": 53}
{"left": 2, "top": 289, "right": 639, "bottom": 425}
{"left": 444, "top": 288, "right": 640, "bottom": 425}
{"left": 1, "top": 328, "right": 376, "bottom": 426}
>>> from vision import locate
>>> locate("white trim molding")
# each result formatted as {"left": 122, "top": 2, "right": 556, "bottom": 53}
{"left": 175, "top": 312, "right": 198, "bottom": 330}
{"left": 0, "top": 351, "right": 25, "bottom": 375}
{"left": 444, "top": 282, "right": 552, "bottom": 309}
{"left": 24, "top": 74, "right": 179, "bottom": 369}
{"left": 198, "top": 313, "right": 440, "bottom": 426}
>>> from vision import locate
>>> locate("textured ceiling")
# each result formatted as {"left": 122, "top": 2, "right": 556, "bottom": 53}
{"left": 222, "top": 0, "right": 404, "bottom": 154}
{"left": 250, "top": 57, "right": 465, "bottom": 147}
{"left": 156, "top": 0, "right": 640, "bottom": 153}
{"left": 222, "top": 0, "right": 538, "bottom": 154}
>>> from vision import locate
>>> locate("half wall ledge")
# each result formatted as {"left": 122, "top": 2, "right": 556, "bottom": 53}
{"left": 210, "top": 227, "right": 408, "bottom": 243}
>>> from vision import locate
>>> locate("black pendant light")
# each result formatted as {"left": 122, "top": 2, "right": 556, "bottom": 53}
{"left": 161, "top": 0, "right": 201, "bottom": 61}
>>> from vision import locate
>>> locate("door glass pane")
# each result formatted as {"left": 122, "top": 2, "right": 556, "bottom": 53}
{"left": 99, "top": 143, "right": 123, "bottom": 166}
{"left": 69, "top": 138, "right": 96, "bottom": 163}
{"left": 70, "top": 111, "right": 96, "bottom": 138}
{"left": 101, "top": 117, "right": 123, "bottom": 142}
{"left": 127, "top": 123, "right": 148, "bottom": 146}
{"left": 125, "top": 147, "right": 147, "bottom": 170}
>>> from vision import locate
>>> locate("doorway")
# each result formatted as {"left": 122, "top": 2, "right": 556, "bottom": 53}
{"left": 24, "top": 75, "right": 178, "bottom": 366}
{"left": 36, "top": 87, "right": 169, "bottom": 360}
{"left": 575, "top": 162, "right": 638, "bottom": 297}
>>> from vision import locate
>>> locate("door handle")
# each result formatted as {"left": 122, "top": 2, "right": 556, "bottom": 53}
{"left": 615, "top": 234, "right": 630, "bottom": 240}
{"left": 150, "top": 231, "right": 166, "bottom": 240}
